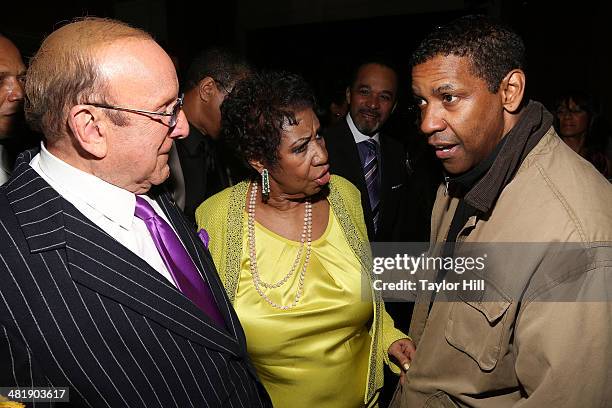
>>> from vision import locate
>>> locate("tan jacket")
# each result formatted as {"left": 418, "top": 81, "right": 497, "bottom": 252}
{"left": 395, "top": 128, "right": 612, "bottom": 407}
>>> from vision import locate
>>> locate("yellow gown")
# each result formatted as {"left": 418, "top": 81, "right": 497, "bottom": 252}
{"left": 196, "top": 176, "right": 408, "bottom": 407}
{"left": 236, "top": 208, "right": 372, "bottom": 407}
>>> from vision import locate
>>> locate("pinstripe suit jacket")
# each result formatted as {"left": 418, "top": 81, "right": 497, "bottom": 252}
{"left": 0, "top": 149, "right": 271, "bottom": 408}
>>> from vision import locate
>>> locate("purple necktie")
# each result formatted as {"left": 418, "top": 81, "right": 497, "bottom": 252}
{"left": 358, "top": 138, "right": 380, "bottom": 233}
{"left": 134, "top": 196, "right": 225, "bottom": 327}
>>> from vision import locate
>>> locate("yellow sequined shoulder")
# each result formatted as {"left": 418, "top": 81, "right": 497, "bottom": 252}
{"left": 196, "top": 181, "right": 249, "bottom": 301}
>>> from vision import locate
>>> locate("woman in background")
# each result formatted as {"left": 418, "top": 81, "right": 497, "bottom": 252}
{"left": 554, "top": 90, "right": 611, "bottom": 180}
{"left": 196, "top": 70, "right": 413, "bottom": 407}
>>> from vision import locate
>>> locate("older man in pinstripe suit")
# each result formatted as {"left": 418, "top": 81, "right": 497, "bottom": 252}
{"left": 0, "top": 18, "right": 271, "bottom": 407}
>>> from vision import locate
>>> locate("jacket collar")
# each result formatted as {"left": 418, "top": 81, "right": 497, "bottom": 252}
{"left": 446, "top": 136, "right": 507, "bottom": 198}
{"left": 464, "top": 100, "right": 553, "bottom": 214}
{"left": 6, "top": 148, "right": 65, "bottom": 253}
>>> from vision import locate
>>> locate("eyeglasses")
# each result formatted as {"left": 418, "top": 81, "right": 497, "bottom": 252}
{"left": 85, "top": 94, "right": 184, "bottom": 127}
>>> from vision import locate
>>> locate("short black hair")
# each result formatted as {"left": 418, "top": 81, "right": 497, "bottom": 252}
{"left": 349, "top": 58, "right": 399, "bottom": 90}
{"left": 411, "top": 15, "right": 526, "bottom": 93}
{"left": 184, "top": 47, "right": 251, "bottom": 92}
{"left": 221, "top": 70, "right": 316, "bottom": 172}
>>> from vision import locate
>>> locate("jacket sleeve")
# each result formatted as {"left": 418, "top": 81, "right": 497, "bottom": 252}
{"left": 513, "top": 267, "right": 612, "bottom": 407}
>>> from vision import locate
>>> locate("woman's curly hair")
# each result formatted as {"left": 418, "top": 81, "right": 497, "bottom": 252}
{"left": 221, "top": 70, "right": 316, "bottom": 173}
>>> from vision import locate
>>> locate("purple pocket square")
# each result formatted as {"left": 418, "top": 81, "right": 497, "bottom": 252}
{"left": 197, "top": 228, "right": 210, "bottom": 248}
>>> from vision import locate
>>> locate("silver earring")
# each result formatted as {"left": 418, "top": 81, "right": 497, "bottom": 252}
{"left": 261, "top": 168, "right": 270, "bottom": 199}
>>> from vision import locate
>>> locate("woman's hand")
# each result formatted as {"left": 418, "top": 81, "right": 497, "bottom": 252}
{"left": 388, "top": 338, "right": 416, "bottom": 385}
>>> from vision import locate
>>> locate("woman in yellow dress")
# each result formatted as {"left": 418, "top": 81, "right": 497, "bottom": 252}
{"left": 196, "top": 71, "right": 414, "bottom": 407}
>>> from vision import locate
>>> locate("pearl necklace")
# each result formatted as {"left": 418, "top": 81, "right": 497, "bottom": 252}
{"left": 248, "top": 181, "right": 312, "bottom": 310}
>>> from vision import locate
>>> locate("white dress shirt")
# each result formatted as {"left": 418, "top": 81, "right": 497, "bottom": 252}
{"left": 346, "top": 113, "right": 380, "bottom": 145}
{"left": 0, "top": 145, "right": 12, "bottom": 185}
{"left": 30, "top": 142, "right": 177, "bottom": 286}
{"left": 346, "top": 113, "right": 382, "bottom": 169}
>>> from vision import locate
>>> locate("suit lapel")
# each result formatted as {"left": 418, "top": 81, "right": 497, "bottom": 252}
{"left": 7, "top": 149, "right": 241, "bottom": 357}
{"left": 335, "top": 121, "right": 369, "bottom": 193}
{"left": 328, "top": 122, "right": 375, "bottom": 236}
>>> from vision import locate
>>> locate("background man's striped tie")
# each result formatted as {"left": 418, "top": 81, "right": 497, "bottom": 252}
{"left": 359, "top": 138, "right": 380, "bottom": 233}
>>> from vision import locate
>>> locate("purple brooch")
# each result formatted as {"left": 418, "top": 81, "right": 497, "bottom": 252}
{"left": 197, "top": 228, "right": 210, "bottom": 249}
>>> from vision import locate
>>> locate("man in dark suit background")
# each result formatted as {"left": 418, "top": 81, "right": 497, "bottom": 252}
{"left": 324, "top": 60, "right": 436, "bottom": 407}
{"left": 0, "top": 17, "right": 270, "bottom": 407}
{"left": 167, "top": 47, "right": 251, "bottom": 223}
{"left": 325, "top": 60, "right": 416, "bottom": 243}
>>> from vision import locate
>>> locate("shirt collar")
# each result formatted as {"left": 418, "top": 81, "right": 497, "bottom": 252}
{"left": 346, "top": 113, "right": 380, "bottom": 144}
{"left": 38, "top": 142, "right": 136, "bottom": 230}
{"left": 0, "top": 145, "right": 11, "bottom": 173}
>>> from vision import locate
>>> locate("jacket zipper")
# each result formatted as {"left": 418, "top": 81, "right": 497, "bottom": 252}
{"left": 444, "top": 176, "right": 450, "bottom": 196}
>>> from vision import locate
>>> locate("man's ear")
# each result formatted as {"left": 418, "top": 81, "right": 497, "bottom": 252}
{"left": 67, "top": 105, "right": 107, "bottom": 158}
{"left": 198, "top": 77, "right": 216, "bottom": 103}
{"left": 345, "top": 87, "right": 352, "bottom": 106}
{"left": 500, "top": 69, "right": 525, "bottom": 114}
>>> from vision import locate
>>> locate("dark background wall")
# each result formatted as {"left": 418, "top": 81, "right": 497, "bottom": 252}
{"left": 3, "top": 0, "right": 609, "bottom": 123}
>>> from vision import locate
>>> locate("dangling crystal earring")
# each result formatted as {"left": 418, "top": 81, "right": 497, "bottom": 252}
{"left": 261, "top": 168, "right": 270, "bottom": 200}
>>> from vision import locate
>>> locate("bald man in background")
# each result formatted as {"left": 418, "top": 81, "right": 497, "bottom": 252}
{"left": 0, "top": 34, "right": 26, "bottom": 183}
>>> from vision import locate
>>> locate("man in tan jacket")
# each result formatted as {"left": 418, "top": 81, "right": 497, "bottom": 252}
{"left": 391, "top": 15, "right": 612, "bottom": 407}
